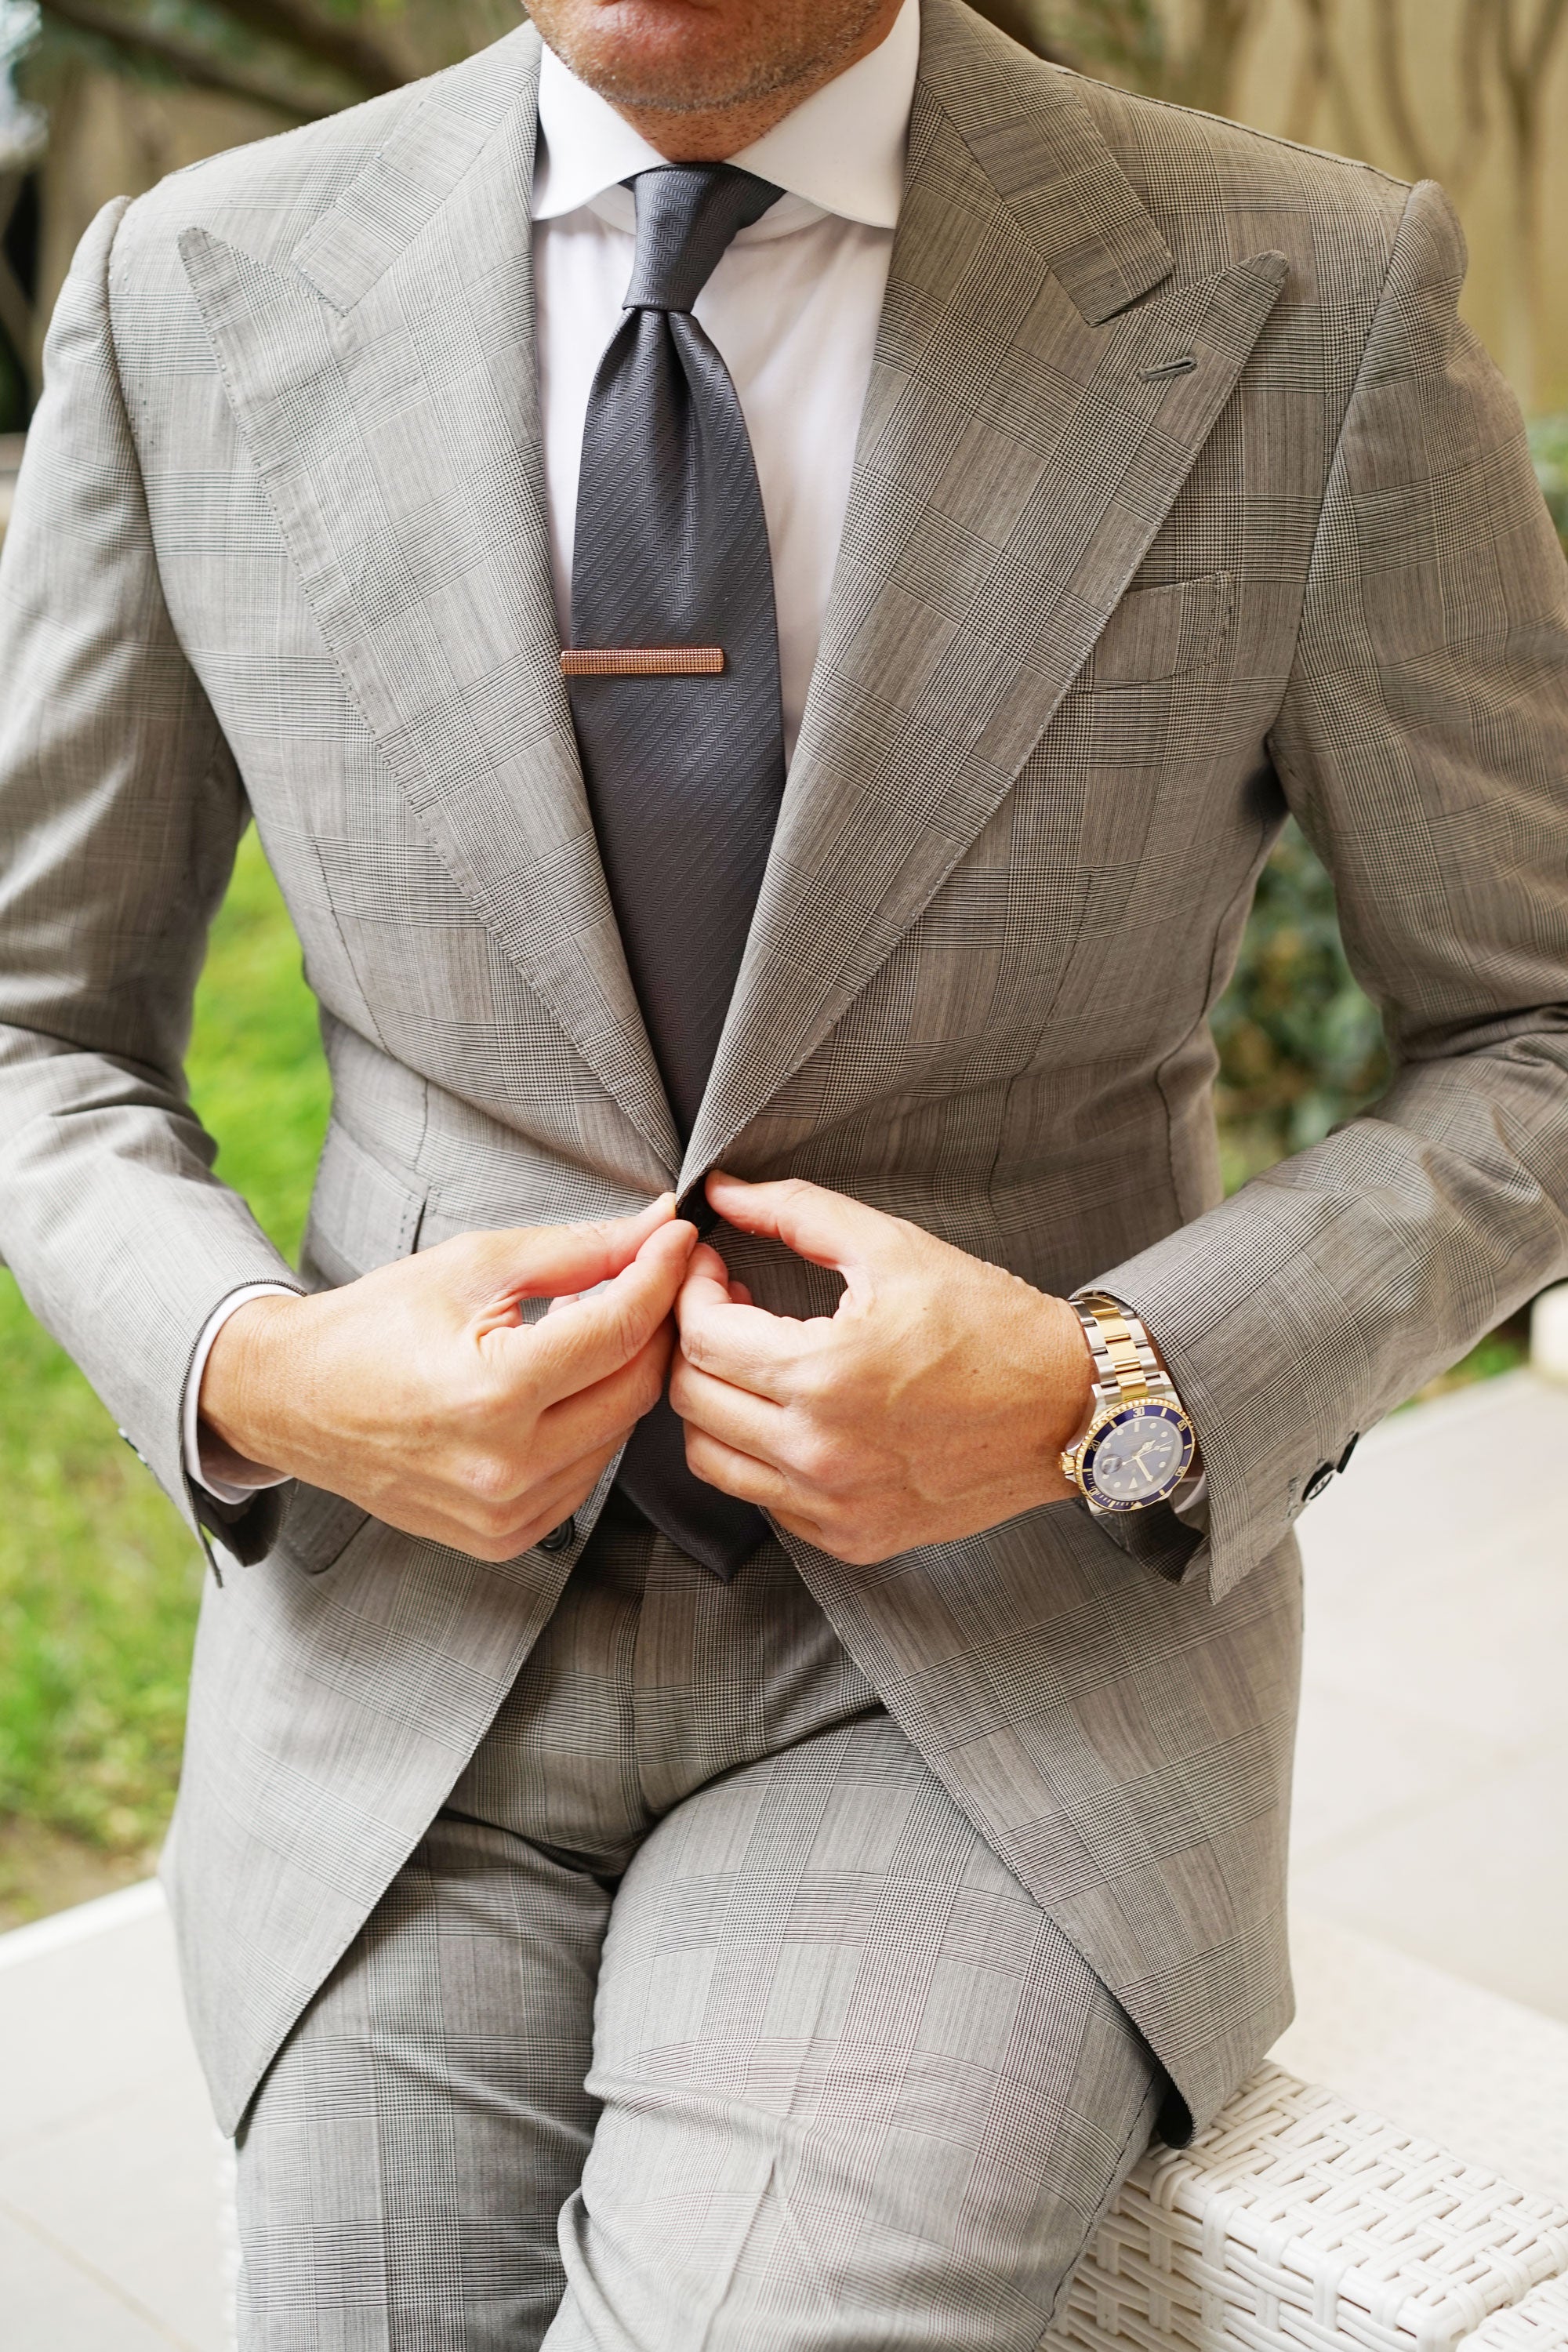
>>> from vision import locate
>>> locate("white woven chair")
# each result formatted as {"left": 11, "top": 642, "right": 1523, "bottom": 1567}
{"left": 1046, "top": 2063, "right": 1568, "bottom": 2352}
{"left": 1463, "top": 2277, "right": 1568, "bottom": 2348}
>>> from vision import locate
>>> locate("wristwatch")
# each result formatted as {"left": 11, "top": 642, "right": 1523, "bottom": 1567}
{"left": 1060, "top": 1290, "right": 1197, "bottom": 1515}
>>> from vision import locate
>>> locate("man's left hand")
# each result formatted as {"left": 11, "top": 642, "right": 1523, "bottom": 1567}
{"left": 670, "top": 1172, "right": 1094, "bottom": 1563}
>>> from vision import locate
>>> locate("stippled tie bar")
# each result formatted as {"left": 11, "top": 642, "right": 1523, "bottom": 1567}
{"left": 560, "top": 647, "right": 725, "bottom": 677}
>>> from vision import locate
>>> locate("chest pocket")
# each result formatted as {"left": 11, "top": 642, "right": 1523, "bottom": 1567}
{"left": 1073, "top": 571, "right": 1232, "bottom": 689}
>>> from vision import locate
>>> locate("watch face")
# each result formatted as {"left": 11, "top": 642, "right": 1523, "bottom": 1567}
{"left": 1083, "top": 1401, "right": 1194, "bottom": 1510}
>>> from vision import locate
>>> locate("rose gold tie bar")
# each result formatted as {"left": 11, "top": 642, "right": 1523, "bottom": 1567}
{"left": 560, "top": 647, "right": 725, "bottom": 677}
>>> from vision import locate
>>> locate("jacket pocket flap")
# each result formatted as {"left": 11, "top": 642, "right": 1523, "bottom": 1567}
{"left": 1076, "top": 571, "right": 1232, "bottom": 688}
{"left": 301, "top": 1122, "right": 425, "bottom": 1290}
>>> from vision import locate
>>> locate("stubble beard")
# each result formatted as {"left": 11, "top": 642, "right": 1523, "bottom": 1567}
{"left": 536, "top": 0, "right": 895, "bottom": 119}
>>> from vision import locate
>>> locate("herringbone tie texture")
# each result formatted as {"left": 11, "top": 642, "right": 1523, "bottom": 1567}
{"left": 568, "top": 164, "right": 786, "bottom": 1578}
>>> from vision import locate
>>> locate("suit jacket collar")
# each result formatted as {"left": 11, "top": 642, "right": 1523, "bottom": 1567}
{"left": 916, "top": 0, "right": 1174, "bottom": 325}
{"left": 183, "top": 26, "right": 686, "bottom": 1177}
{"left": 180, "top": 2, "right": 1284, "bottom": 1192}
{"left": 682, "top": 1, "right": 1285, "bottom": 1187}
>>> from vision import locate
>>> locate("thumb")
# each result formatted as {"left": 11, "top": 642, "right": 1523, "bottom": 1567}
{"left": 461, "top": 1194, "right": 677, "bottom": 1318}
{"left": 702, "top": 1172, "right": 895, "bottom": 1282}
{"left": 522, "top": 1219, "right": 693, "bottom": 1401}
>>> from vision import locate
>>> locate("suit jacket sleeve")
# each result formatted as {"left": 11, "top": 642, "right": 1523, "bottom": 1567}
{"left": 0, "top": 200, "right": 301, "bottom": 1566}
{"left": 1098, "top": 178, "right": 1568, "bottom": 1605}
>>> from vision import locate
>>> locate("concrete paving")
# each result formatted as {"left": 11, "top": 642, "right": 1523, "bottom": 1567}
{"left": 0, "top": 1884, "right": 226, "bottom": 2350}
{"left": 1290, "top": 1368, "right": 1568, "bottom": 2023}
{"left": 3, "top": 1367, "right": 1566, "bottom": 2345}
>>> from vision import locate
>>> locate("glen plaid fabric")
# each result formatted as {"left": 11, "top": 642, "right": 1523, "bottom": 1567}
{"left": 1, "top": 0, "right": 1566, "bottom": 2152}
{"left": 236, "top": 1504, "right": 1164, "bottom": 2350}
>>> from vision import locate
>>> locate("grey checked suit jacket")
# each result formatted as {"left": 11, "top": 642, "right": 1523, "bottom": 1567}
{"left": 2, "top": 0, "right": 1566, "bottom": 2143}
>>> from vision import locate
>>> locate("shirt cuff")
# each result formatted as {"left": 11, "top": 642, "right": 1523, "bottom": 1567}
{"left": 183, "top": 1284, "right": 297, "bottom": 1506}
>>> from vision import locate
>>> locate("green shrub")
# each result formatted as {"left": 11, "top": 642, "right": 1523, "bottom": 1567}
{"left": 1530, "top": 414, "right": 1568, "bottom": 545}
{"left": 0, "top": 828, "right": 328, "bottom": 1876}
{"left": 1211, "top": 819, "right": 1389, "bottom": 1191}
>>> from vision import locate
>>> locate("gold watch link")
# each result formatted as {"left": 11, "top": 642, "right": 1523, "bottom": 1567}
{"left": 1071, "top": 1290, "right": 1165, "bottom": 1407}
{"left": 1061, "top": 1290, "right": 1198, "bottom": 1515}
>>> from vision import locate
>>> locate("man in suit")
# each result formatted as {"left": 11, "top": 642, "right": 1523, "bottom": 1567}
{"left": 2, "top": 0, "right": 1565, "bottom": 2340}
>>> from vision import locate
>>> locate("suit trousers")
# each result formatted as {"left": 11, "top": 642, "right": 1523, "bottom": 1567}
{"left": 234, "top": 1495, "right": 1165, "bottom": 2350}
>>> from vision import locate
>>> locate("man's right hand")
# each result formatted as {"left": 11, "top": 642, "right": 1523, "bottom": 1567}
{"left": 198, "top": 1196, "right": 695, "bottom": 1561}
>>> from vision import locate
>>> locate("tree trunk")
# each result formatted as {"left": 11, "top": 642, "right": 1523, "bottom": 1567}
{"left": 1495, "top": 0, "right": 1568, "bottom": 411}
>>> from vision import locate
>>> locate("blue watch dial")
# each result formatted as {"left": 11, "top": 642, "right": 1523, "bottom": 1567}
{"left": 1082, "top": 1400, "right": 1194, "bottom": 1510}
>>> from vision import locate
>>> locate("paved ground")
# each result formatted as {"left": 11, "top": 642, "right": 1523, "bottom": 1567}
{"left": 3, "top": 1367, "right": 1566, "bottom": 2348}
{"left": 0, "top": 1885, "right": 225, "bottom": 2350}
{"left": 1290, "top": 1368, "right": 1568, "bottom": 2022}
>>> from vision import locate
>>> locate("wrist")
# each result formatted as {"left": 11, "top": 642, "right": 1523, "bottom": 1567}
{"left": 1036, "top": 1291, "right": 1096, "bottom": 1490}
{"left": 199, "top": 1290, "right": 307, "bottom": 1476}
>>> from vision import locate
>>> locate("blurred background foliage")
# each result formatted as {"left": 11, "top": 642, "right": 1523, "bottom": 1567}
{"left": 7, "top": 0, "right": 1568, "bottom": 409}
{"left": 1217, "top": 411, "right": 1568, "bottom": 1185}
{"left": 0, "top": 829, "right": 331, "bottom": 1918}
{"left": 1, "top": 0, "right": 1566, "bottom": 1916}
{"left": 1210, "top": 822, "right": 1390, "bottom": 1190}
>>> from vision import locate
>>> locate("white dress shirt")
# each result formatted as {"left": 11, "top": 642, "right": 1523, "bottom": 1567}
{"left": 184, "top": 2, "right": 920, "bottom": 1501}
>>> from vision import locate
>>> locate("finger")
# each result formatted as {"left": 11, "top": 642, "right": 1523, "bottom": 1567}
{"left": 674, "top": 1244, "right": 736, "bottom": 1327}
{"left": 728, "top": 1279, "right": 754, "bottom": 1306}
{"left": 703, "top": 1172, "right": 895, "bottom": 1284}
{"left": 679, "top": 1428, "right": 840, "bottom": 1555}
{"left": 360, "top": 1436, "right": 617, "bottom": 1560}
{"left": 540, "top": 1320, "right": 675, "bottom": 1461}
{"left": 466, "top": 1194, "right": 679, "bottom": 1318}
{"left": 673, "top": 1240, "right": 735, "bottom": 1322}
{"left": 539, "top": 1214, "right": 681, "bottom": 1319}
{"left": 676, "top": 1250, "right": 802, "bottom": 1402}
{"left": 524, "top": 1223, "right": 692, "bottom": 1402}
{"left": 669, "top": 1354, "right": 790, "bottom": 1466}
{"left": 683, "top": 1423, "right": 797, "bottom": 1513}
{"left": 467, "top": 1446, "right": 622, "bottom": 1562}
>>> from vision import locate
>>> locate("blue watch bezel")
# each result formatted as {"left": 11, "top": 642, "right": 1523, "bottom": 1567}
{"left": 1081, "top": 1398, "right": 1196, "bottom": 1512}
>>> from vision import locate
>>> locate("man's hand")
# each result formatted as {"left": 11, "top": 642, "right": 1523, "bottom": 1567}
{"left": 200, "top": 1197, "right": 696, "bottom": 1561}
{"left": 670, "top": 1174, "right": 1093, "bottom": 1564}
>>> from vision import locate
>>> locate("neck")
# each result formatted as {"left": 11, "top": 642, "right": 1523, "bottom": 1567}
{"left": 606, "top": 1, "right": 904, "bottom": 161}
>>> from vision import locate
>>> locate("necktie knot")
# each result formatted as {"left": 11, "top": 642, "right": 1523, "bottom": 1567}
{"left": 623, "top": 163, "right": 782, "bottom": 314}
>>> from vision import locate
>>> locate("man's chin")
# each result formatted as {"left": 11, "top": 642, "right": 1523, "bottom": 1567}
{"left": 546, "top": 38, "right": 808, "bottom": 122}
{"left": 531, "top": 0, "right": 887, "bottom": 122}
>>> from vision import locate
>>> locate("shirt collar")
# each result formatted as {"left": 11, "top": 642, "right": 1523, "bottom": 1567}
{"left": 532, "top": 0, "right": 918, "bottom": 233}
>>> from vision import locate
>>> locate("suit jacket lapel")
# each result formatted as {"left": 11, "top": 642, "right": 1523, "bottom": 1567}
{"left": 682, "top": 0, "right": 1287, "bottom": 1191}
{"left": 180, "top": 27, "right": 682, "bottom": 1176}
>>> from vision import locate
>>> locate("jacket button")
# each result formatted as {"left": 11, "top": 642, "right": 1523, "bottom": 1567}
{"left": 1301, "top": 1462, "right": 1335, "bottom": 1504}
{"left": 539, "top": 1516, "right": 575, "bottom": 1554}
{"left": 1337, "top": 1433, "right": 1361, "bottom": 1474}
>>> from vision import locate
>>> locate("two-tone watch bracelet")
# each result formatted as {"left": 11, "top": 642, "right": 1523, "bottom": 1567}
{"left": 1069, "top": 1290, "right": 1172, "bottom": 1410}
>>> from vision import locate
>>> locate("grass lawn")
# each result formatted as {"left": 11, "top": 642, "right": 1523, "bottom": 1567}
{"left": 0, "top": 826, "right": 1530, "bottom": 1928}
{"left": 0, "top": 827, "right": 328, "bottom": 1925}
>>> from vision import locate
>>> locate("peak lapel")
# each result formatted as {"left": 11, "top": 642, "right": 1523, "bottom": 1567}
{"left": 180, "top": 27, "right": 681, "bottom": 1176}
{"left": 682, "top": 0, "right": 1286, "bottom": 1192}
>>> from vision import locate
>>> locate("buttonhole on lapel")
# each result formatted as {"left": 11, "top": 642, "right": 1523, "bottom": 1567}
{"left": 1140, "top": 354, "right": 1199, "bottom": 382}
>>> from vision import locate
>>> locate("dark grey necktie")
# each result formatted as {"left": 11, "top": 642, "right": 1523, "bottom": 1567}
{"left": 566, "top": 163, "right": 785, "bottom": 1578}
